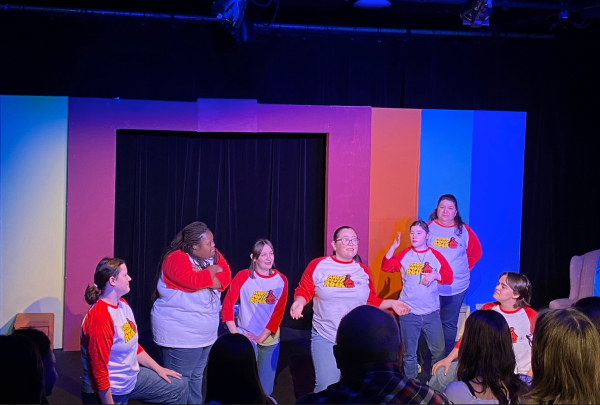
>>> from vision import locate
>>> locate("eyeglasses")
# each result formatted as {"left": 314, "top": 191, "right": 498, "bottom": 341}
{"left": 335, "top": 237, "right": 360, "bottom": 245}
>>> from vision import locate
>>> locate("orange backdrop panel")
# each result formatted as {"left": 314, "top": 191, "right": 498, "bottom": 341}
{"left": 368, "top": 108, "right": 421, "bottom": 299}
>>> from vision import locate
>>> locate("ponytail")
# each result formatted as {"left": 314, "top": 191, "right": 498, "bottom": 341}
{"left": 84, "top": 284, "right": 102, "bottom": 305}
{"left": 84, "top": 258, "right": 124, "bottom": 305}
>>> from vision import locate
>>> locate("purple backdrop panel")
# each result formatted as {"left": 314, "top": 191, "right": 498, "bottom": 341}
{"left": 64, "top": 98, "right": 197, "bottom": 350}
{"left": 257, "top": 104, "right": 372, "bottom": 259}
{"left": 198, "top": 98, "right": 258, "bottom": 132}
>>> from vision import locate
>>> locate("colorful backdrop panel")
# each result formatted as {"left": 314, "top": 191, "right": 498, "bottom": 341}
{"left": 417, "top": 110, "right": 475, "bottom": 223}
{"left": 368, "top": 108, "right": 421, "bottom": 298}
{"left": 468, "top": 110, "right": 527, "bottom": 308}
{"left": 0, "top": 96, "right": 68, "bottom": 347}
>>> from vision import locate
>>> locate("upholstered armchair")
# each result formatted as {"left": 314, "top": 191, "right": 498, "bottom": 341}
{"left": 549, "top": 249, "right": 600, "bottom": 309}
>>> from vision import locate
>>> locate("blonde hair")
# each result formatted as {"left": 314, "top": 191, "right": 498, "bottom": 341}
{"left": 526, "top": 308, "right": 600, "bottom": 404}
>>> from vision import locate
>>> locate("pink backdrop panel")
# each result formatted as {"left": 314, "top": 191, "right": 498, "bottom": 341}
{"left": 64, "top": 98, "right": 198, "bottom": 350}
{"left": 256, "top": 104, "right": 372, "bottom": 258}
{"left": 65, "top": 98, "right": 372, "bottom": 350}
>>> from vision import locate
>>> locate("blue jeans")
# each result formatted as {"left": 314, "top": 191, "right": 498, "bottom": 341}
{"left": 428, "top": 360, "right": 458, "bottom": 392}
{"left": 439, "top": 290, "right": 468, "bottom": 356}
{"left": 311, "top": 329, "right": 340, "bottom": 393}
{"left": 81, "top": 367, "right": 188, "bottom": 404}
{"left": 162, "top": 345, "right": 211, "bottom": 404}
{"left": 398, "top": 311, "right": 445, "bottom": 379}
{"left": 252, "top": 342, "right": 280, "bottom": 396}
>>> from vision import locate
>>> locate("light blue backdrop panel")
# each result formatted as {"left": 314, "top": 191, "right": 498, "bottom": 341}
{"left": 417, "top": 110, "right": 474, "bottom": 223}
{"left": 466, "top": 110, "right": 527, "bottom": 309}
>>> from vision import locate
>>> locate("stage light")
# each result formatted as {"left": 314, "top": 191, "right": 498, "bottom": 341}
{"left": 212, "top": 0, "right": 249, "bottom": 27}
{"left": 461, "top": 0, "right": 492, "bottom": 27}
{"left": 353, "top": 0, "right": 392, "bottom": 9}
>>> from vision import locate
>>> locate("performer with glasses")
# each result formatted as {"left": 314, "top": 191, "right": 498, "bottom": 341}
{"left": 290, "top": 225, "right": 411, "bottom": 393}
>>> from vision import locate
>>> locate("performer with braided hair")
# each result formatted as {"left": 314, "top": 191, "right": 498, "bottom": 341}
{"left": 151, "top": 221, "right": 231, "bottom": 404}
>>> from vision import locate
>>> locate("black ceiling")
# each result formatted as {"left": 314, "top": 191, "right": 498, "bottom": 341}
{"left": 3, "top": 0, "right": 600, "bottom": 36}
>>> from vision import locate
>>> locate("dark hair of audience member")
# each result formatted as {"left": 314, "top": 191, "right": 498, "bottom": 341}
{"left": 205, "top": 333, "right": 273, "bottom": 404}
{"left": 457, "top": 310, "right": 527, "bottom": 404}
{"left": 573, "top": 296, "right": 600, "bottom": 334}
{"left": 13, "top": 327, "right": 58, "bottom": 397}
{"left": 498, "top": 272, "right": 532, "bottom": 309}
{"left": 0, "top": 334, "right": 44, "bottom": 404}
{"left": 84, "top": 257, "right": 125, "bottom": 305}
{"left": 334, "top": 305, "right": 400, "bottom": 371}
{"left": 526, "top": 308, "right": 600, "bottom": 404}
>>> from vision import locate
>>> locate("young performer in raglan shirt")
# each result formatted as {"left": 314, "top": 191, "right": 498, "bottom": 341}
{"left": 81, "top": 258, "right": 186, "bottom": 405}
{"left": 427, "top": 194, "right": 482, "bottom": 356}
{"left": 151, "top": 222, "right": 231, "bottom": 405}
{"left": 222, "top": 239, "right": 288, "bottom": 397}
{"left": 382, "top": 220, "right": 453, "bottom": 379}
{"left": 290, "top": 226, "right": 411, "bottom": 393}
{"left": 430, "top": 271, "right": 536, "bottom": 393}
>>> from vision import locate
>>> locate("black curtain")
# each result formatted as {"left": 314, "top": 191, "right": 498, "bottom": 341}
{"left": 114, "top": 130, "right": 325, "bottom": 334}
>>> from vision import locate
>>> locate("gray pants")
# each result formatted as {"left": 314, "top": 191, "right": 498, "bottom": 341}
{"left": 428, "top": 360, "right": 458, "bottom": 393}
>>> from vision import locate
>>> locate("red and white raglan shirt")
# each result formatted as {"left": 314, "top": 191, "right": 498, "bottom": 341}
{"left": 427, "top": 220, "right": 482, "bottom": 296}
{"left": 455, "top": 302, "right": 537, "bottom": 374}
{"left": 381, "top": 247, "right": 453, "bottom": 315}
{"left": 222, "top": 269, "right": 288, "bottom": 346}
{"left": 80, "top": 298, "right": 143, "bottom": 395}
{"left": 294, "top": 256, "right": 383, "bottom": 343}
{"left": 151, "top": 249, "right": 232, "bottom": 348}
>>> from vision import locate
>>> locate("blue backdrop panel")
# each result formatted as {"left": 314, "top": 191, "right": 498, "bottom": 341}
{"left": 467, "top": 110, "right": 527, "bottom": 309}
{"left": 417, "top": 110, "right": 474, "bottom": 223}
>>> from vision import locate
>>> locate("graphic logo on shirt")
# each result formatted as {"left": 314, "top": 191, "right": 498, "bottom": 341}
{"left": 433, "top": 237, "right": 459, "bottom": 249}
{"left": 323, "top": 274, "right": 355, "bottom": 288}
{"left": 249, "top": 290, "right": 277, "bottom": 304}
{"left": 407, "top": 262, "right": 436, "bottom": 276}
{"left": 122, "top": 318, "right": 137, "bottom": 343}
{"left": 510, "top": 326, "right": 518, "bottom": 344}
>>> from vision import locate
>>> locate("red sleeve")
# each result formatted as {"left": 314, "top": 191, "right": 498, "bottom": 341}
{"left": 431, "top": 249, "right": 454, "bottom": 285}
{"left": 464, "top": 225, "right": 482, "bottom": 270}
{"left": 455, "top": 302, "right": 496, "bottom": 349}
{"left": 360, "top": 264, "right": 383, "bottom": 307}
{"left": 84, "top": 306, "right": 115, "bottom": 392}
{"left": 381, "top": 248, "right": 410, "bottom": 273}
{"left": 221, "top": 270, "right": 250, "bottom": 323}
{"left": 214, "top": 250, "right": 232, "bottom": 292}
{"left": 294, "top": 258, "right": 323, "bottom": 303}
{"left": 266, "top": 273, "right": 289, "bottom": 333}
{"left": 524, "top": 307, "right": 537, "bottom": 334}
{"left": 162, "top": 250, "right": 214, "bottom": 292}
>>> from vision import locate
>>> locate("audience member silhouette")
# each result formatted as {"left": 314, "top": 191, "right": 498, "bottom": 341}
{"left": 296, "top": 305, "right": 449, "bottom": 404}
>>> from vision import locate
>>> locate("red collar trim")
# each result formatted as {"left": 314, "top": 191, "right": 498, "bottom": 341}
{"left": 411, "top": 247, "right": 430, "bottom": 253}
{"left": 330, "top": 255, "right": 354, "bottom": 264}
{"left": 100, "top": 298, "right": 119, "bottom": 309}
{"left": 497, "top": 304, "right": 521, "bottom": 314}
{"left": 254, "top": 269, "right": 278, "bottom": 279}
{"left": 433, "top": 219, "right": 457, "bottom": 228}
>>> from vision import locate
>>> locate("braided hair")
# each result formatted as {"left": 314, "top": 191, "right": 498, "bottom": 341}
{"left": 151, "top": 221, "right": 219, "bottom": 303}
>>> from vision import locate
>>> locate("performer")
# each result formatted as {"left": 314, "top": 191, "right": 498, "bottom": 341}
{"left": 222, "top": 239, "right": 288, "bottom": 397}
{"left": 430, "top": 272, "right": 536, "bottom": 393}
{"left": 151, "top": 222, "right": 231, "bottom": 404}
{"left": 81, "top": 258, "right": 186, "bottom": 405}
{"left": 381, "top": 220, "right": 453, "bottom": 379}
{"left": 444, "top": 310, "right": 528, "bottom": 404}
{"left": 428, "top": 194, "right": 482, "bottom": 355}
{"left": 290, "top": 225, "right": 411, "bottom": 393}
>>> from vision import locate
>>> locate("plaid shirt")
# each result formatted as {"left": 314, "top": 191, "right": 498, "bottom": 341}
{"left": 296, "top": 362, "right": 450, "bottom": 404}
